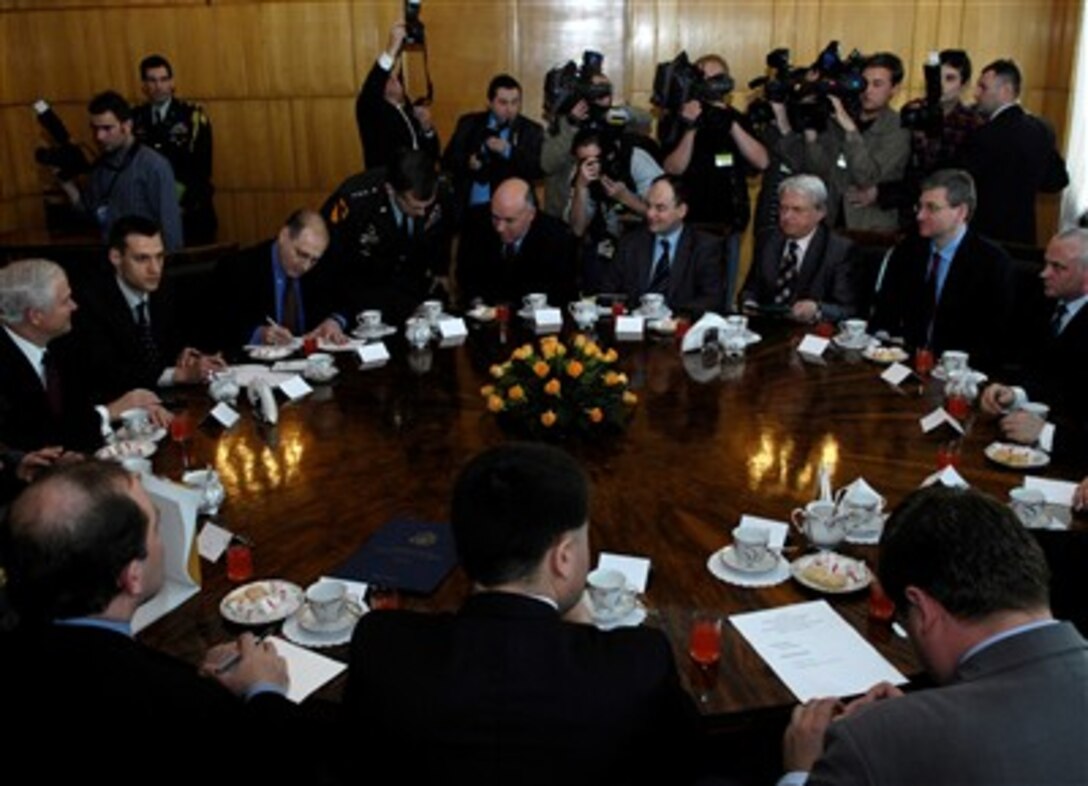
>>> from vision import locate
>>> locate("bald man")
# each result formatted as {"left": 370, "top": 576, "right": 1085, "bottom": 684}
{"left": 456, "top": 177, "right": 576, "bottom": 306}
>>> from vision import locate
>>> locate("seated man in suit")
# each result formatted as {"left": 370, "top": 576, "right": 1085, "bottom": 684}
{"left": 322, "top": 149, "right": 453, "bottom": 325}
{"left": 979, "top": 228, "right": 1088, "bottom": 461}
{"left": 344, "top": 442, "right": 702, "bottom": 785}
{"left": 456, "top": 177, "right": 576, "bottom": 307}
{"left": 0, "top": 259, "right": 166, "bottom": 456}
{"left": 1, "top": 461, "right": 301, "bottom": 779}
{"left": 871, "top": 168, "right": 1013, "bottom": 371}
{"left": 605, "top": 174, "right": 723, "bottom": 316}
{"left": 68, "top": 215, "right": 225, "bottom": 402}
{"left": 214, "top": 209, "right": 348, "bottom": 349}
{"left": 782, "top": 485, "right": 1087, "bottom": 786}
{"left": 740, "top": 174, "right": 857, "bottom": 323}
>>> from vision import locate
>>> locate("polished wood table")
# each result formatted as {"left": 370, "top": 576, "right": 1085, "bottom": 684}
{"left": 141, "top": 316, "right": 1086, "bottom": 728}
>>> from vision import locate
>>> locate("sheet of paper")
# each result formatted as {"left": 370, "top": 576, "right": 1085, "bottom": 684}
{"left": 278, "top": 375, "right": 313, "bottom": 401}
{"left": 1024, "top": 476, "right": 1077, "bottom": 506}
{"left": 797, "top": 334, "right": 829, "bottom": 357}
{"left": 729, "top": 600, "right": 907, "bottom": 702}
{"left": 197, "top": 521, "right": 233, "bottom": 562}
{"left": 437, "top": 317, "right": 468, "bottom": 339}
{"left": 357, "top": 342, "right": 390, "bottom": 365}
{"left": 268, "top": 636, "right": 348, "bottom": 703}
{"left": 881, "top": 362, "right": 913, "bottom": 386}
{"left": 597, "top": 553, "right": 651, "bottom": 593}
{"left": 208, "top": 402, "right": 240, "bottom": 428}
{"left": 615, "top": 315, "right": 645, "bottom": 341}
{"left": 921, "top": 465, "right": 968, "bottom": 488}
{"left": 737, "top": 515, "right": 790, "bottom": 549}
{"left": 533, "top": 308, "right": 563, "bottom": 331}
{"left": 919, "top": 407, "right": 963, "bottom": 435}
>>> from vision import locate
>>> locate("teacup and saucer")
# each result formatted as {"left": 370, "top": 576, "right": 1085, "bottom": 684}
{"left": 297, "top": 580, "right": 361, "bottom": 634}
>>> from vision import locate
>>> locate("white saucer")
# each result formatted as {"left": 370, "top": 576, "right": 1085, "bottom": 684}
{"left": 351, "top": 325, "right": 397, "bottom": 340}
{"left": 303, "top": 366, "right": 339, "bottom": 383}
{"left": 720, "top": 545, "right": 779, "bottom": 574}
{"left": 707, "top": 548, "right": 789, "bottom": 588}
{"left": 587, "top": 596, "right": 647, "bottom": 631}
{"left": 467, "top": 305, "right": 496, "bottom": 322}
{"left": 114, "top": 426, "right": 167, "bottom": 443}
{"left": 297, "top": 599, "right": 364, "bottom": 634}
{"left": 517, "top": 305, "right": 550, "bottom": 319}
{"left": 247, "top": 345, "right": 295, "bottom": 361}
{"left": 832, "top": 333, "right": 873, "bottom": 351}
{"left": 282, "top": 604, "right": 365, "bottom": 648}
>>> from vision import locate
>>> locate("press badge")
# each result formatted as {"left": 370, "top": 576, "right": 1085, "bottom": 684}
{"left": 836, "top": 154, "right": 848, "bottom": 169}
{"left": 596, "top": 238, "right": 616, "bottom": 260}
{"left": 715, "top": 153, "right": 734, "bottom": 168}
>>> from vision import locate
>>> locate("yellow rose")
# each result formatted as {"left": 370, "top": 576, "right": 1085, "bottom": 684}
{"left": 544, "top": 378, "right": 561, "bottom": 396}
{"left": 566, "top": 360, "right": 584, "bottom": 379}
{"left": 541, "top": 343, "right": 556, "bottom": 360}
{"left": 616, "top": 372, "right": 628, "bottom": 385}
{"left": 508, "top": 384, "right": 525, "bottom": 401}
{"left": 555, "top": 344, "right": 567, "bottom": 357}
{"left": 533, "top": 360, "right": 550, "bottom": 378}
{"left": 586, "top": 407, "right": 603, "bottom": 423}
{"left": 489, "top": 364, "right": 504, "bottom": 378}
{"left": 540, "top": 410, "right": 557, "bottom": 427}
{"left": 583, "top": 342, "right": 600, "bottom": 358}
{"left": 602, "top": 348, "right": 618, "bottom": 363}
{"left": 573, "top": 334, "right": 587, "bottom": 348}
{"left": 480, "top": 385, "right": 495, "bottom": 397}
{"left": 603, "top": 371, "right": 620, "bottom": 387}
{"left": 622, "top": 391, "right": 638, "bottom": 406}
{"left": 513, "top": 346, "right": 532, "bottom": 361}
{"left": 487, "top": 394, "right": 505, "bottom": 412}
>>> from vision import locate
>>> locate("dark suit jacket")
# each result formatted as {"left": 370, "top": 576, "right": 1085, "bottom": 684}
{"left": 2, "top": 623, "right": 303, "bottom": 780}
{"left": 356, "top": 59, "right": 441, "bottom": 170}
{"left": 741, "top": 225, "right": 858, "bottom": 321}
{"left": 443, "top": 111, "right": 544, "bottom": 220}
{"left": 456, "top": 212, "right": 577, "bottom": 306}
{"left": 961, "top": 105, "right": 1069, "bottom": 246}
{"left": 871, "top": 228, "right": 1014, "bottom": 371}
{"left": 606, "top": 225, "right": 724, "bottom": 316}
{"left": 0, "top": 328, "right": 102, "bottom": 452}
{"left": 66, "top": 268, "right": 184, "bottom": 401}
{"left": 343, "top": 592, "right": 702, "bottom": 786}
{"left": 808, "top": 622, "right": 1088, "bottom": 786}
{"left": 212, "top": 240, "right": 341, "bottom": 353}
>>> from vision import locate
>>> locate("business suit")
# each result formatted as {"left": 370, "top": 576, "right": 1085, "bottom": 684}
{"left": 606, "top": 225, "right": 724, "bottom": 316}
{"left": 807, "top": 622, "right": 1088, "bottom": 786}
{"left": 0, "top": 328, "right": 102, "bottom": 452}
{"left": 456, "top": 211, "right": 577, "bottom": 307}
{"left": 355, "top": 58, "right": 441, "bottom": 171}
{"left": 961, "top": 105, "right": 1069, "bottom": 247}
{"left": 741, "top": 225, "right": 858, "bottom": 321}
{"left": 343, "top": 592, "right": 702, "bottom": 786}
{"left": 443, "top": 111, "right": 544, "bottom": 218}
{"left": 66, "top": 268, "right": 184, "bottom": 401}
{"left": 2, "top": 623, "right": 304, "bottom": 780}
{"left": 871, "top": 228, "right": 1014, "bottom": 371}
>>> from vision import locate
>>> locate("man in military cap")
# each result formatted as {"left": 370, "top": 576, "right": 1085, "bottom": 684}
{"left": 133, "top": 54, "right": 217, "bottom": 245}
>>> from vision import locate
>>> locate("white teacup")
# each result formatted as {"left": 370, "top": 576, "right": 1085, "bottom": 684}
{"left": 523, "top": 292, "right": 548, "bottom": 312}
{"left": 732, "top": 525, "right": 770, "bottom": 568}
{"left": 568, "top": 300, "right": 598, "bottom": 328}
{"left": 791, "top": 500, "right": 845, "bottom": 549}
{"left": 1009, "top": 487, "right": 1046, "bottom": 527}
{"left": 306, "top": 580, "right": 347, "bottom": 625}
{"left": 842, "top": 319, "right": 868, "bottom": 341}
{"left": 640, "top": 293, "right": 665, "bottom": 316}
{"left": 421, "top": 300, "right": 443, "bottom": 324}
{"left": 586, "top": 568, "right": 634, "bottom": 620}
{"left": 120, "top": 407, "right": 151, "bottom": 436}
{"left": 357, "top": 309, "right": 382, "bottom": 330}
{"left": 405, "top": 317, "right": 432, "bottom": 348}
{"left": 307, "top": 352, "right": 334, "bottom": 373}
{"left": 940, "top": 350, "right": 969, "bottom": 376}
{"left": 724, "top": 314, "right": 748, "bottom": 334}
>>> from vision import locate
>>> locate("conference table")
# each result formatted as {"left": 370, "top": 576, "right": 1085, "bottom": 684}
{"left": 140, "top": 314, "right": 1085, "bottom": 729}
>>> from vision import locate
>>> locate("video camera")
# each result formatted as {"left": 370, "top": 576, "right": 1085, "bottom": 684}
{"left": 543, "top": 50, "right": 611, "bottom": 119}
{"left": 404, "top": 0, "right": 425, "bottom": 46}
{"left": 33, "top": 99, "right": 90, "bottom": 181}
{"left": 651, "top": 51, "right": 735, "bottom": 113}
{"left": 746, "top": 42, "right": 868, "bottom": 132}
{"left": 900, "top": 52, "right": 942, "bottom": 133}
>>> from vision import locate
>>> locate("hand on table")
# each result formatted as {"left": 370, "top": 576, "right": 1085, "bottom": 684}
{"left": 783, "top": 697, "right": 843, "bottom": 773}
{"left": 202, "top": 633, "right": 289, "bottom": 697}
{"left": 174, "top": 348, "right": 227, "bottom": 384}
{"left": 308, "top": 318, "right": 348, "bottom": 346}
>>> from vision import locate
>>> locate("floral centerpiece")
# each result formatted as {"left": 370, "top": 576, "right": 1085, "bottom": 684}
{"left": 481, "top": 334, "right": 638, "bottom": 437}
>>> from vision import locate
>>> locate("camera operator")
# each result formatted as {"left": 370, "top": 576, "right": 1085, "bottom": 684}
{"left": 659, "top": 54, "right": 769, "bottom": 305}
{"left": 356, "top": 22, "right": 440, "bottom": 171}
{"left": 567, "top": 128, "right": 663, "bottom": 293}
{"left": 773, "top": 52, "right": 910, "bottom": 232}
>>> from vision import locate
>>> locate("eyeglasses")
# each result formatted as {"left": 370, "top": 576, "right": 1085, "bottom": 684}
{"left": 915, "top": 201, "right": 952, "bottom": 215}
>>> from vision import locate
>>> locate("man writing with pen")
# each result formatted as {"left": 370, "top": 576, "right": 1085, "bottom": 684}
{"left": 213, "top": 208, "right": 351, "bottom": 350}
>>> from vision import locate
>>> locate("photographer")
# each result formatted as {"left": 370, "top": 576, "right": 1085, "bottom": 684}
{"left": 659, "top": 54, "right": 768, "bottom": 305}
{"left": 567, "top": 128, "right": 662, "bottom": 292}
{"left": 773, "top": 52, "right": 910, "bottom": 232}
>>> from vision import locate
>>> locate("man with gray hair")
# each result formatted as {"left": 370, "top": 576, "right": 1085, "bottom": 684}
{"left": 0, "top": 259, "right": 164, "bottom": 466}
{"left": 871, "top": 168, "right": 1013, "bottom": 370}
{"left": 980, "top": 228, "right": 1088, "bottom": 460}
{"left": 740, "top": 174, "right": 857, "bottom": 323}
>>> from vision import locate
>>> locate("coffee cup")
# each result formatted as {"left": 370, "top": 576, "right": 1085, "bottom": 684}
{"left": 306, "top": 352, "right": 334, "bottom": 375}
{"left": 586, "top": 568, "right": 634, "bottom": 620}
{"left": 305, "top": 580, "right": 347, "bottom": 625}
{"left": 523, "top": 292, "right": 547, "bottom": 312}
{"left": 356, "top": 309, "right": 382, "bottom": 330}
{"left": 640, "top": 293, "right": 665, "bottom": 316}
{"left": 731, "top": 525, "right": 770, "bottom": 568}
{"left": 1009, "top": 487, "right": 1046, "bottom": 527}
{"left": 939, "top": 350, "right": 969, "bottom": 376}
{"left": 120, "top": 407, "right": 151, "bottom": 436}
{"left": 421, "top": 300, "right": 443, "bottom": 324}
{"left": 842, "top": 319, "right": 867, "bottom": 341}
{"left": 791, "top": 500, "right": 844, "bottom": 549}
{"left": 568, "top": 300, "right": 598, "bottom": 328}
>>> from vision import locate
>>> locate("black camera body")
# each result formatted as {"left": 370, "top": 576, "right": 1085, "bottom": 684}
{"left": 543, "top": 50, "right": 608, "bottom": 119}
{"left": 651, "top": 51, "right": 735, "bottom": 115}
{"left": 33, "top": 99, "right": 90, "bottom": 181}
{"left": 901, "top": 59, "right": 943, "bottom": 133}
{"left": 404, "top": 0, "right": 425, "bottom": 46}
{"left": 746, "top": 42, "right": 867, "bottom": 132}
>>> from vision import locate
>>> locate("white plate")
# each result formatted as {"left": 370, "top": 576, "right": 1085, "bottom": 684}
{"left": 247, "top": 345, "right": 295, "bottom": 361}
{"left": 220, "top": 579, "right": 304, "bottom": 625}
{"left": 96, "top": 440, "right": 157, "bottom": 460}
{"left": 832, "top": 333, "right": 873, "bottom": 351}
{"left": 790, "top": 553, "right": 871, "bottom": 594}
{"left": 862, "top": 345, "right": 909, "bottom": 364}
{"left": 114, "top": 426, "right": 167, "bottom": 443}
{"left": 296, "top": 599, "right": 365, "bottom": 635}
{"left": 706, "top": 548, "right": 790, "bottom": 588}
{"left": 282, "top": 611, "right": 360, "bottom": 648}
{"left": 647, "top": 317, "right": 678, "bottom": 335}
{"left": 467, "top": 306, "right": 496, "bottom": 322}
{"left": 350, "top": 325, "right": 397, "bottom": 340}
{"left": 984, "top": 442, "right": 1050, "bottom": 469}
{"left": 720, "top": 545, "right": 779, "bottom": 574}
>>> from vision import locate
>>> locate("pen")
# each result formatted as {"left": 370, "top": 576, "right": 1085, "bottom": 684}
{"left": 212, "top": 634, "right": 267, "bottom": 674}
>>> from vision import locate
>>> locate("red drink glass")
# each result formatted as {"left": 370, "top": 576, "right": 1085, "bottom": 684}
{"left": 611, "top": 302, "right": 626, "bottom": 318}
{"left": 226, "top": 543, "right": 254, "bottom": 583}
{"left": 494, "top": 304, "right": 510, "bottom": 324}
{"left": 868, "top": 580, "right": 895, "bottom": 622}
{"left": 914, "top": 348, "right": 935, "bottom": 376}
{"left": 946, "top": 393, "right": 970, "bottom": 420}
{"left": 303, "top": 335, "right": 318, "bottom": 356}
{"left": 169, "top": 412, "right": 195, "bottom": 468}
{"left": 368, "top": 585, "right": 401, "bottom": 610}
{"left": 936, "top": 441, "right": 960, "bottom": 469}
{"left": 688, "top": 616, "right": 722, "bottom": 667}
